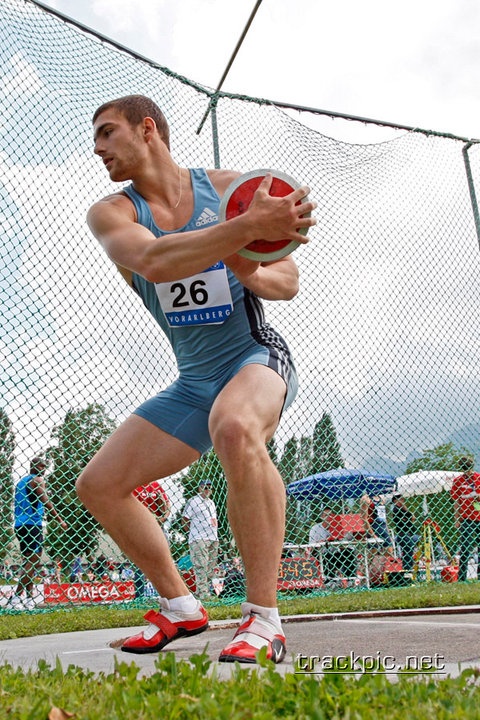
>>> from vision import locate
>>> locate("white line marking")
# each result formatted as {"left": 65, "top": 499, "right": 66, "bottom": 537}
{"left": 337, "top": 619, "right": 480, "bottom": 628}
{"left": 62, "top": 648, "right": 114, "bottom": 655}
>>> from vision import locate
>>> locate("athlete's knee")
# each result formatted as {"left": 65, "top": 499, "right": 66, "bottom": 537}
{"left": 76, "top": 462, "right": 118, "bottom": 508}
{"left": 75, "top": 465, "right": 98, "bottom": 507}
{"left": 210, "top": 412, "right": 257, "bottom": 455}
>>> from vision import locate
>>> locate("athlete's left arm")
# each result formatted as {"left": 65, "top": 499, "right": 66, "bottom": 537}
{"left": 224, "top": 253, "right": 299, "bottom": 300}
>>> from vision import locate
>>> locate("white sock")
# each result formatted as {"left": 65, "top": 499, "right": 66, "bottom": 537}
{"left": 242, "top": 602, "right": 281, "bottom": 628}
{"left": 168, "top": 594, "right": 197, "bottom": 614}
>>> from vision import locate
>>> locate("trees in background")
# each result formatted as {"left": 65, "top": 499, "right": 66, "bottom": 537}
{"left": 406, "top": 442, "right": 472, "bottom": 474}
{"left": 0, "top": 409, "right": 15, "bottom": 561}
{"left": 45, "top": 403, "right": 117, "bottom": 566}
{"left": 6, "top": 407, "right": 475, "bottom": 577}
{"left": 279, "top": 412, "right": 344, "bottom": 485}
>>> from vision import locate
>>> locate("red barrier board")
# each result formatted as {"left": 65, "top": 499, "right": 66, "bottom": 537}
{"left": 277, "top": 557, "right": 323, "bottom": 591}
{"left": 44, "top": 581, "right": 135, "bottom": 604}
{"left": 328, "top": 513, "right": 365, "bottom": 540}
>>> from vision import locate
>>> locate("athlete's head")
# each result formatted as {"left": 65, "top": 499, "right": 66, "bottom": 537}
{"left": 30, "top": 456, "right": 47, "bottom": 475}
{"left": 459, "top": 455, "right": 474, "bottom": 473}
{"left": 93, "top": 95, "right": 170, "bottom": 150}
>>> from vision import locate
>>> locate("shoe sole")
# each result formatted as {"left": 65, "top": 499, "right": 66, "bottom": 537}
{"left": 219, "top": 638, "right": 286, "bottom": 664}
{"left": 121, "top": 621, "right": 209, "bottom": 654}
{"left": 218, "top": 653, "right": 257, "bottom": 664}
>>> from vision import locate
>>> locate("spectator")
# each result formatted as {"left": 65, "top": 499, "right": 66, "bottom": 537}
{"left": 121, "top": 563, "right": 135, "bottom": 581}
{"left": 219, "top": 557, "right": 246, "bottom": 599}
{"left": 391, "top": 494, "right": 418, "bottom": 572}
{"left": 309, "top": 509, "right": 357, "bottom": 584}
{"left": 450, "top": 455, "right": 480, "bottom": 582}
{"left": 133, "top": 481, "right": 171, "bottom": 526}
{"left": 360, "top": 493, "right": 393, "bottom": 551}
{"left": 94, "top": 554, "right": 109, "bottom": 581}
{"left": 54, "top": 560, "right": 62, "bottom": 584}
{"left": 309, "top": 508, "right": 333, "bottom": 544}
{"left": 69, "top": 556, "right": 84, "bottom": 583}
{"left": 8, "top": 457, "right": 67, "bottom": 610}
{"left": 183, "top": 479, "right": 219, "bottom": 601}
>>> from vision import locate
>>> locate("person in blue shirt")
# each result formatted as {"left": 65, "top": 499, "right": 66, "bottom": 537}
{"left": 9, "top": 457, "right": 67, "bottom": 610}
{"left": 76, "top": 94, "right": 316, "bottom": 663}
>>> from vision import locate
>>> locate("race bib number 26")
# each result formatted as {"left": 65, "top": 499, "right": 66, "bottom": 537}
{"left": 155, "top": 262, "right": 233, "bottom": 327}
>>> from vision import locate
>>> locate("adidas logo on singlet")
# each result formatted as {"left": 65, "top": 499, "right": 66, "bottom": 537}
{"left": 196, "top": 207, "right": 218, "bottom": 227}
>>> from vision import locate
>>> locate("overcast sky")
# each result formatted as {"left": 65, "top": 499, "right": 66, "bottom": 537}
{"left": 3, "top": 0, "right": 480, "bottom": 483}
{"left": 38, "top": 0, "right": 480, "bottom": 140}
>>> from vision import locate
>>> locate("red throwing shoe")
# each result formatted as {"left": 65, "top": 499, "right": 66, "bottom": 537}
{"left": 219, "top": 607, "right": 286, "bottom": 664}
{"left": 121, "top": 598, "right": 209, "bottom": 654}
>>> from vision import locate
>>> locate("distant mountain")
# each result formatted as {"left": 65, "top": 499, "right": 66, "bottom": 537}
{"left": 360, "top": 423, "right": 480, "bottom": 477}
{"left": 447, "top": 424, "right": 480, "bottom": 458}
{"left": 359, "top": 456, "right": 407, "bottom": 479}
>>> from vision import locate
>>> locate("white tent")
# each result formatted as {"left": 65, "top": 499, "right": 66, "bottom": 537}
{"left": 395, "top": 470, "right": 459, "bottom": 498}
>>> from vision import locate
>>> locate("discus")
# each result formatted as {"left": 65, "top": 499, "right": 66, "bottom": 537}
{"left": 218, "top": 169, "right": 310, "bottom": 261}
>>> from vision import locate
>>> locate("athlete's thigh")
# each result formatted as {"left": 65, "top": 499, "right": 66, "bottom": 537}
{"left": 81, "top": 414, "right": 200, "bottom": 495}
{"left": 210, "top": 364, "right": 287, "bottom": 438}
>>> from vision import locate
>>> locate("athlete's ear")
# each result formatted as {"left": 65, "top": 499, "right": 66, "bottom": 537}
{"left": 143, "top": 116, "right": 156, "bottom": 142}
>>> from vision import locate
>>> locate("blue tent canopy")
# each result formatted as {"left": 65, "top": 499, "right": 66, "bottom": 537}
{"left": 286, "top": 468, "right": 396, "bottom": 501}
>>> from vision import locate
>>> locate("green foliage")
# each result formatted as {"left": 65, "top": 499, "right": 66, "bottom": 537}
{"left": 297, "top": 435, "right": 313, "bottom": 480}
{"left": 406, "top": 442, "right": 472, "bottom": 474}
{"left": 44, "top": 403, "right": 117, "bottom": 563}
{"left": 267, "top": 437, "right": 279, "bottom": 465}
{"left": 1, "top": 644, "right": 480, "bottom": 719}
{"left": 279, "top": 437, "right": 299, "bottom": 484}
{"left": 311, "top": 412, "right": 344, "bottom": 474}
{"left": 47, "top": 403, "right": 117, "bottom": 482}
{"left": 279, "top": 412, "right": 344, "bottom": 485}
{"left": 0, "top": 408, "right": 15, "bottom": 561}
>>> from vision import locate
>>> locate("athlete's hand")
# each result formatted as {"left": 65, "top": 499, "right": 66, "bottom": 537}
{"left": 246, "top": 173, "right": 316, "bottom": 244}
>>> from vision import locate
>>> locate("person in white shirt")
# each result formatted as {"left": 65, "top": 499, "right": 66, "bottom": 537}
{"left": 309, "top": 509, "right": 332, "bottom": 544}
{"left": 183, "top": 479, "right": 218, "bottom": 600}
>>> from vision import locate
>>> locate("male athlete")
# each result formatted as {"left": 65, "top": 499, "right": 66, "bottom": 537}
{"left": 76, "top": 95, "right": 316, "bottom": 663}
{"left": 10, "top": 457, "right": 66, "bottom": 609}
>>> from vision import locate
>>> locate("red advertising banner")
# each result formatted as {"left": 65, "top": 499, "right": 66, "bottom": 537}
{"left": 44, "top": 581, "right": 135, "bottom": 605}
{"left": 277, "top": 557, "right": 324, "bottom": 591}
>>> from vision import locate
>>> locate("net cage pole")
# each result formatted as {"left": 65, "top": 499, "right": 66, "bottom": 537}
{"left": 462, "top": 141, "right": 480, "bottom": 251}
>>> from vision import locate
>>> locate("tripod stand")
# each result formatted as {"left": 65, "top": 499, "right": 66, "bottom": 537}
{"left": 412, "top": 518, "right": 453, "bottom": 582}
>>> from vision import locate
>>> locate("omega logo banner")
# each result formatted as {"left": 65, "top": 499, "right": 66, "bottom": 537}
{"left": 44, "top": 581, "right": 135, "bottom": 604}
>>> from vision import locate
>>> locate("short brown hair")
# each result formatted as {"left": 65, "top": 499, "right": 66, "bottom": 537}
{"left": 459, "top": 455, "right": 474, "bottom": 472}
{"left": 92, "top": 95, "right": 170, "bottom": 150}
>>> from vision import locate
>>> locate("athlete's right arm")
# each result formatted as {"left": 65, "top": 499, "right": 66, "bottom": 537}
{"left": 87, "top": 175, "right": 316, "bottom": 284}
{"left": 30, "top": 476, "right": 67, "bottom": 529}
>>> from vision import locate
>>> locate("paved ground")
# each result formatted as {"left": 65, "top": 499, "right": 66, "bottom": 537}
{"left": 1, "top": 606, "right": 479, "bottom": 680}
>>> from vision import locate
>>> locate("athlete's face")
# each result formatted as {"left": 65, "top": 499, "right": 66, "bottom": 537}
{"left": 93, "top": 109, "right": 145, "bottom": 182}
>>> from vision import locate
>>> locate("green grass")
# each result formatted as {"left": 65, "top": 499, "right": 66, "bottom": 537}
{"left": 1, "top": 583, "right": 479, "bottom": 719}
{"left": 1, "top": 651, "right": 480, "bottom": 719}
{"left": 1, "top": 580, "right": 478, "bottom": 642}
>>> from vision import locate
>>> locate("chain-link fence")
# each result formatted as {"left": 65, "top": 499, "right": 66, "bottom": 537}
{"left": 1, "top": 0, "right": 480, "bottom": 613}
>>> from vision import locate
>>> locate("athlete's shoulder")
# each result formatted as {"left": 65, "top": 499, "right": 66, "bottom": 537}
{"left": 87, "top": 191, "right": 136, "bottom": 232}
{"left": 206, "top": 169, "right": 243, "bottom": 197}
{"left": 89, "top": 191, "right": 132, "bottom": 215}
